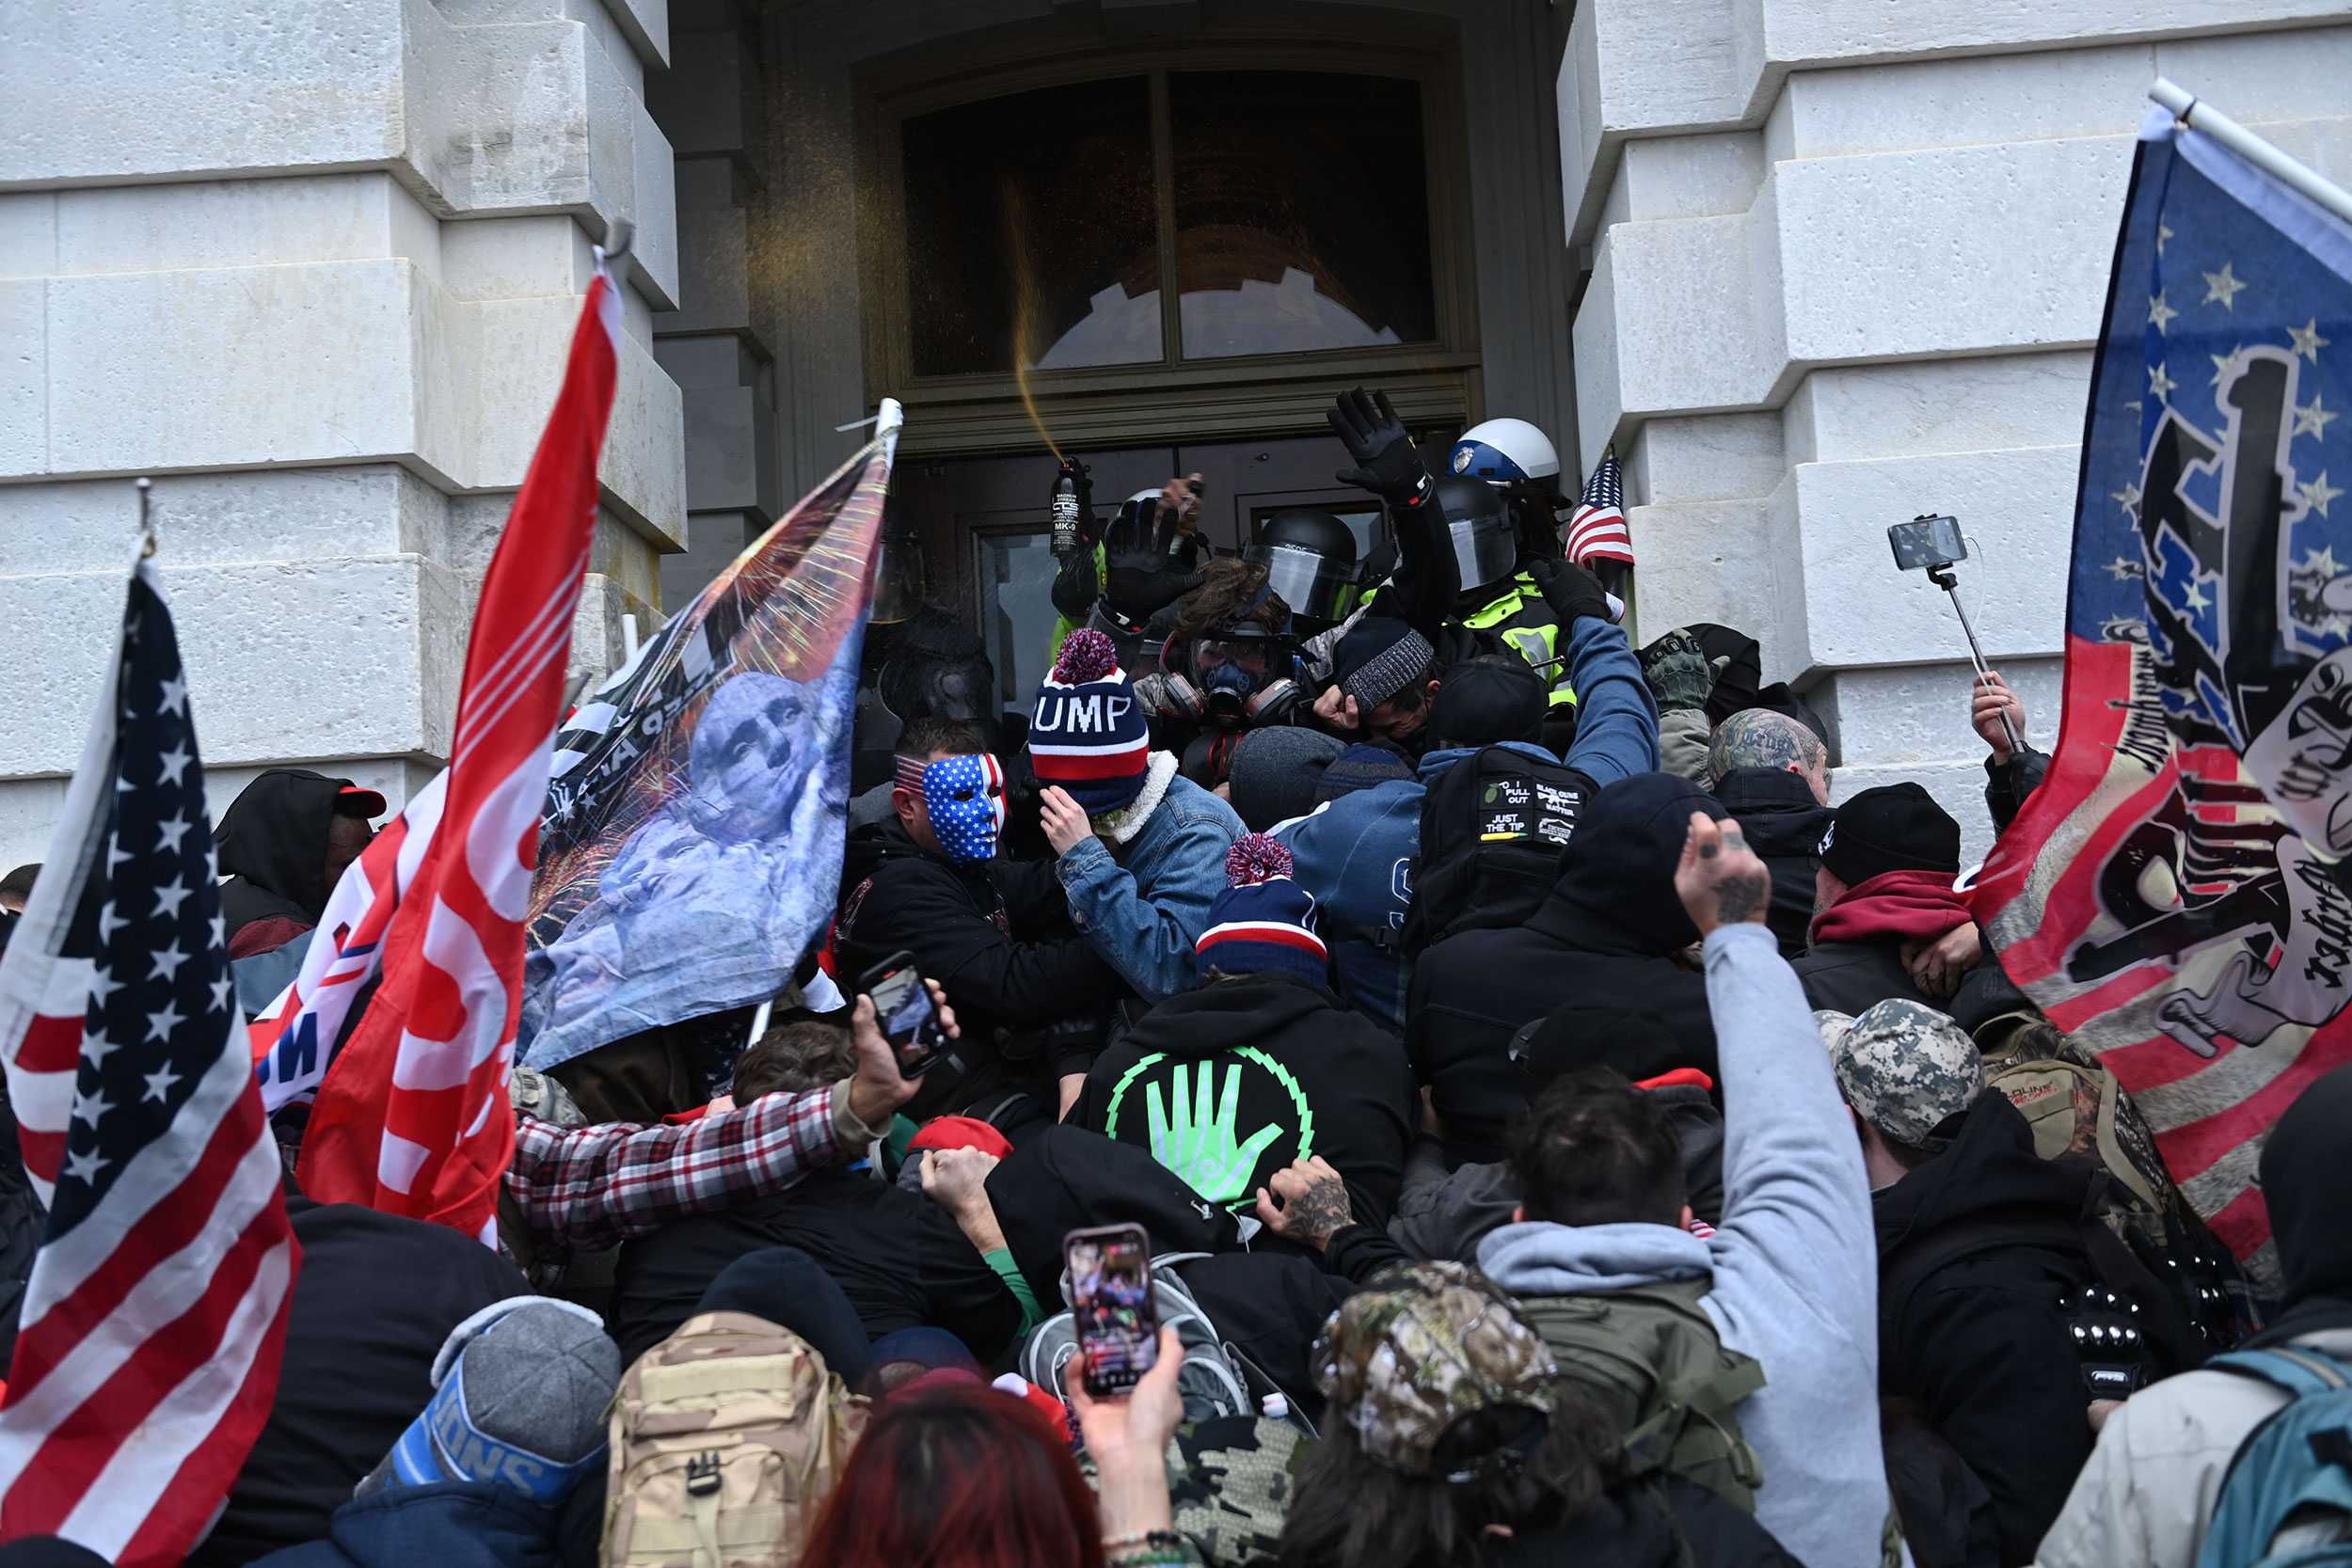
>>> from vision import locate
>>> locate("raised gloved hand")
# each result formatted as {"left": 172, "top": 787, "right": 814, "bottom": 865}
{"left": 1327, "top": 387, "right": 1434, "bottom": 512}
{"left": 1639, "top": 628, "right": 1719, "bottom": 716}
{"left": 1526, "top": 557, "right": 1613, "bottom": 627}
{"left": 1102, "top": 480, "right": 1204, "bottom": 625}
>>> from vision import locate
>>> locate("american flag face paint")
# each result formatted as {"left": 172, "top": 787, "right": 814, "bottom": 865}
{"left": 922, "top": 752, "right": 1008, "bottom": 863}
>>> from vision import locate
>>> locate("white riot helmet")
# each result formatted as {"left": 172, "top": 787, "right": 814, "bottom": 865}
{"left": 1447, "top": 418, "right": 1560, "bottom": 486}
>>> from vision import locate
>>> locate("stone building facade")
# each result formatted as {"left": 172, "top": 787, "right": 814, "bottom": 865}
{"left": 2, "top": 0, "right": 2348, "bottom": 868}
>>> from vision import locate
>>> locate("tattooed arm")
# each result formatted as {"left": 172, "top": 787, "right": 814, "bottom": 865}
{"left": 1257, "top": 1155, "right": 1410, "bottom": 1282}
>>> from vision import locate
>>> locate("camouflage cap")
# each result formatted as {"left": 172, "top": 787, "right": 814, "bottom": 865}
{"left": 1311, "top": 1261, "right": 1557, "bottom": 1481}
{"left": 1833, "top": 999, "right": 1983, "bottom": 1147}
{"left": 1813, "top": 1009, "right": 1855, "bottom": 1056}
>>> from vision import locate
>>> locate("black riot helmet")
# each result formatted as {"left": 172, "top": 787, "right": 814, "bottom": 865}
{"left": 1245, "top": 510, "right": 1360, "bottom": 632}
{"left": 1433, "top": 474, "right": 1520, "bottom": 601}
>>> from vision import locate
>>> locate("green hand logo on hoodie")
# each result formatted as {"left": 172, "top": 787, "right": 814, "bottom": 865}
{"left": 1104, "top": 1048, "right": 1314, "bottom": 1207}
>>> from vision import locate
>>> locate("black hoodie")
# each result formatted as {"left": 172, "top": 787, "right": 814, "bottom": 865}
{"left": 214, "top": 768, "right": 365, "bottom": 942}
{"left": 1709, "top": 766, "right": 1831, "bottom": 958}
{"left": 1406, "top": 772, "right": 1724, "bottom": 1164}
{"left": 1872, "top": 1091, "right": 2101, "bottom": 1563}
{"left": 1070, "top": 973, "right": 1417, "bottom": 1230}
{"left": 834, "top": 816, "right": 1126, "bottom": 1086}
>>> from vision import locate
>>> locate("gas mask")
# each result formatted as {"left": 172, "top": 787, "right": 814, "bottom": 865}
{"left": 917, "top": 753, "right": 1007, "bottom": 863}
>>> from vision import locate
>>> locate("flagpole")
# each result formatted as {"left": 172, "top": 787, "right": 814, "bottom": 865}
{"left": 2149, "top": 78, "right": 2352, "bottom": 228}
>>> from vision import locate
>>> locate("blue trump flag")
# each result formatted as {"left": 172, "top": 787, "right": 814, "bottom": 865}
{"left": 1978, "top": 105, "right": 2352, "bottom": 1279}
{"left": 517, "top": 418, "right": 899, "bottom": 1074}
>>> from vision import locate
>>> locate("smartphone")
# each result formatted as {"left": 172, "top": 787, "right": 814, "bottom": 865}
{"left": 1064, "top": 1223, "right": 1160, "bottom": 1396}
{"left": 1887, "top": 515, "right": 1967, "bottom": 571}
{"left": 858, "top": 951, "right": 946, "bottom": 1077}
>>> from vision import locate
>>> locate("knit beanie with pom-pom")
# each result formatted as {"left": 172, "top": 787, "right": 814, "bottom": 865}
{"left": 1031, "top": 628, "right": 1152, "bottom": 816}
{"left": 1195, "top": 833, "right": 1329, "bottom": 988}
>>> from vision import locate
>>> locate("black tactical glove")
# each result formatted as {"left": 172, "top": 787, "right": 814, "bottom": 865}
{"left": 1327, "top": 387, "right": 1435, "bottom": 512}
{"left": 1102, "top": 488, "right": 1205, "bottom": 626}
{"left": 1526, "top": 557, "right": 1613, "bottom": 628}
{"left": 1639, "top": 628, "right": 1718, "bottom": 716}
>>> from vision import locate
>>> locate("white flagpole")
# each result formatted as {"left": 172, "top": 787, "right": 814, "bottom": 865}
{"left": 2150, "top": 78, "right": 2352, "bottom": 227}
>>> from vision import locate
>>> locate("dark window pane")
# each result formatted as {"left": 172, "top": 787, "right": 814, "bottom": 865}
{"left": 1169, "top": 71, "right": 1438, "bottom": 360}
{"left": 902, "top": 78, "right": 1161, "bottom": 376}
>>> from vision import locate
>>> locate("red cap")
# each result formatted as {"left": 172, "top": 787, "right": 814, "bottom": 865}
{"left": 337, "top": 784, "right": 388, "bottom": 818}
{"left": 906, "top": 1116, "right": 1014, "bottom": 1161}
{"left": 1634, "top": 1067, "right": 1715, "bottom": 1094}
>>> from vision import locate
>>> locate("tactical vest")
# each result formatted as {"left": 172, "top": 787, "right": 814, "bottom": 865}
{"left": 1462, "top": 572, "right": 1580, "bottom": 708}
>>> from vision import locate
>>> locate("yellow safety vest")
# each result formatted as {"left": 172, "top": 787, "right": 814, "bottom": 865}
{"left": 1462, "top": 572, "right": 1580, "bottom": 708}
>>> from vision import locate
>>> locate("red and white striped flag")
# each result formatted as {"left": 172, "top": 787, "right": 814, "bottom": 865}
{"left": 1565, "top": 447, "right": 1634, "bottom": 569}
{"left": 278, "top": 254, "right": 624, "bottom": 1243}
{"left": 0, "top": 550, "right": 299, "bottom": 1567}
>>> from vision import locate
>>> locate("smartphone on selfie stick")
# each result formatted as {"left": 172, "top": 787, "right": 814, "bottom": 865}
{"left": 1064, "top": 1223, "right": 1161, "bottom": 1396}
{"left": 1889, "top": 515, "right": 2021, "bottom": 753}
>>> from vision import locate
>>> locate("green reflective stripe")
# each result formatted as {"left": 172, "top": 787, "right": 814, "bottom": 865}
{"left": 1466, "top": 577, "right": 1581, "bottom": 708}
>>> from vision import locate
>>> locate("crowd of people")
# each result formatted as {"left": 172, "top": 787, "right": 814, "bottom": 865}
{"left": 3, "top": 386, "right": 2344, "bottom": 1568}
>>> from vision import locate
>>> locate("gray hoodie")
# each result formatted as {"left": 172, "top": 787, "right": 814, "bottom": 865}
{"left": 1480, "top": 921, "right": 1890, "bottom": 1568}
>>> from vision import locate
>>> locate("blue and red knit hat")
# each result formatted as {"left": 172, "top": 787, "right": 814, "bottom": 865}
{"left": 1196, "top": 834, "right": 1329, "bottom": 988}
{"left": 1031, "top": 628, "right": 1152, "bottom": 816}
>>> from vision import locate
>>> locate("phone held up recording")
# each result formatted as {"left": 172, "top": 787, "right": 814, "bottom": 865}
{"left": 1065, "top": 1223, "right": 1160, "bottom": 1396}
{"left": 858, "top": 950, "right": 948, "bottom": 1078}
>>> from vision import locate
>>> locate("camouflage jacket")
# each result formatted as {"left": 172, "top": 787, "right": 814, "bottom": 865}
{"left": 1083, "top": 1416, "right": 1308, "bottom": 1567}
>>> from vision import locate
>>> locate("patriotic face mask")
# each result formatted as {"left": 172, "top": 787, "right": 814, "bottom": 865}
{"left": 922, "top": 753, "right": 1007, "bottom": 863}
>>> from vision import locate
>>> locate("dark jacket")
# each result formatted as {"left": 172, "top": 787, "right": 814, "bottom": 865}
{"left": 610, "top": 1164, "right": 1020, "bottom": 1366}
{"left": 834, "top": 816, "right": 1125, "bottom": 1085}
{"left": 245, "top": 1481, "right": 563, "bottom": 1568}
{"left": 1874, "top": 1091, "right": 2101, "bottom": 1564}
{"left": 1793, "top": 936, "right": 2021, "bottom": 1028}
{"left": 215, "top": 768, "right": 365, "bottom": 943}
{"left": 189, "top": 1200, "right": 530, "bottom": 1568}
{"left": 1985, "top": 745, "right": 2050, "bottom": 833}
{"left": 0, "top": 1085, "right": 46, "bottom": 1378}
{"left": 982, "top": 1125, "right": 1348, "bottom": 1418}
{"left": 1406, "top": 773, "right": 1722, "bottom": 1164}
{"left": 1487, "top": 1477, "right": 1804, "bottom": 1567}
{"left": 1070, "top": 973, "right": 1416, "bottom": 1228}
{"left": 1709, "top": 767, "right": 1831, "bottom": 959}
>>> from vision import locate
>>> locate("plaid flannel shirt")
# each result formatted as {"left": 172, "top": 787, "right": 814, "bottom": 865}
{"left": 505, "top": 1083, "right": 844, "bottom": 1259}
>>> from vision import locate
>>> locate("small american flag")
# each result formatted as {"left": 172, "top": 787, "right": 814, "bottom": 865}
{"left": 0, "top": 554, "right": 298, "bottom": 1567}
{"left": 1565, "top": 447, "right": 1635, "bottom": 569}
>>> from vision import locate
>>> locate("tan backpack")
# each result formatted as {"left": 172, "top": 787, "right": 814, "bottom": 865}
{"left": 601, "top": 1311, "right": 869, "bottom": 1568}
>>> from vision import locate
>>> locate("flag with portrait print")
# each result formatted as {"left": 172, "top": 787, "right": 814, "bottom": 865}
{"left": 1974, "top": 107, "right": 2352, "bottom": 1284}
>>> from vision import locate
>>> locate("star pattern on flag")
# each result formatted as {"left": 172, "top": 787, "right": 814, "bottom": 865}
{"left": 56, "top": 577, "right": 232, "bottom": 1229}
{"left": 2149, "top": 293, "right": 2179, "bottom": 333}
{"left": 2201, "top": 261, "right": 2248, "bottom": 310}
{"left": 2111, "top": 481, "right": 2143, "bottom": 521}
{"left": 2291, "top": 317, "right": 2331, "bottom": 362}
{"left": 2149, "top": 361, "right": 2180, "bottom": 403}
{"left": 2294, "top": 394, "right": 2338, "bottom": 441}
{"left": 2303, "top": 472, "right": 2345, "bottom": 519}
{"left": 2209, "top": 346, "right": 2243, "bottom": 388}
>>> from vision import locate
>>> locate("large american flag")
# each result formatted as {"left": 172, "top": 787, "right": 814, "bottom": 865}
{"left": 254, "top": 254, "right": 624, "bottom": 1243}
{"left": 1975, "top": 111, "right": 2352, "bottom": 1284}
{"left": 0, "top": 555, "right": 298, "bottom": 1567}
{"left": 1565, "top": 446, "right": 1634, "bottom": 568}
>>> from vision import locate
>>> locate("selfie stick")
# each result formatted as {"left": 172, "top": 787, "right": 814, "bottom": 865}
{"left": 1927, "top": 561, "right": 2022, "bottom": 753}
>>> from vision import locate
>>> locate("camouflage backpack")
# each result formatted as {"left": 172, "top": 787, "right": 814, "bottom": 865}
{"left": 601, "top": 1311, "right": 868, "bottom": 1568}
{"left": 1978, "top": 1020, "right": 2249, "bottom": 1358}
{"left": 1513, "top": 1276, "right": 1765, "bottom": 1513}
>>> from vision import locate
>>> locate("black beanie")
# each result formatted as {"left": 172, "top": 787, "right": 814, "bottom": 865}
{"left": 1429, "top": 656, "right": 1547, "bottom": 751}
{"left": 1819, "top": 783, "right": 1961, "bottom": 884}
{"left": 1512, "top": 1000, "right": 1685, "bottom": 1090}
{"left": 2261, "top": 1061, "right": 2352, "bottom": 1308}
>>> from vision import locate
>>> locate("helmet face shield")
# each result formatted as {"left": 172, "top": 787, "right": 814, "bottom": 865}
{"left": 1250, "top": 542, "right": 1359, "bottom": 626}
{"left": 1448, "top": 514, "right": 1519, "bottom": 598}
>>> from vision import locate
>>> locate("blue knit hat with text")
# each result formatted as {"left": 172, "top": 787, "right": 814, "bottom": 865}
{"left": 1196, "top": 834, "right": 1329, "bottom": 988}
{"left": 1031, "top": 628, "right": 1153, "bottom": 816}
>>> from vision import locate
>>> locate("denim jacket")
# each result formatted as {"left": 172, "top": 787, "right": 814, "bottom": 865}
{"left": 1057, "top": 752, "right": 1244, "bottom": 1002}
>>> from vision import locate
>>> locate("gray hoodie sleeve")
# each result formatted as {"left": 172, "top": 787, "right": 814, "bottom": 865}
{"left": 1699, "top": 921, "right": 1891, "bottom": 1568}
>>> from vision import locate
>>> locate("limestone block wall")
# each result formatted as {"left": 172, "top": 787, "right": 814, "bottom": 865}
{"left": 0, "top": 0, "right": 685, "bottom": 868}
{"left": 1565, "top": 5, "right": 2352, "bottom": 863}
{"left": 646, "top": 0, "right": 781, "bottom": 614}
